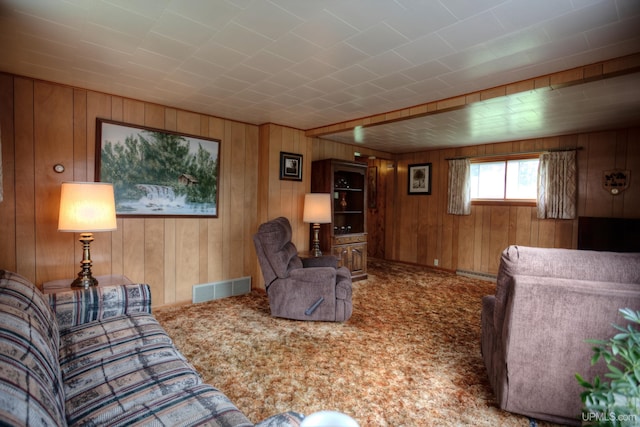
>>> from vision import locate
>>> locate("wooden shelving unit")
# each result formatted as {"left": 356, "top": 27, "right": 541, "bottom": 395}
{"left": 311, "top": 159, "right": 368, "bottom": 281}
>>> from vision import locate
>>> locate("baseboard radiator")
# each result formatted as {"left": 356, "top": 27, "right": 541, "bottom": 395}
{"left": 192, "top": 276, "right": 251, "bottom": 304}
{"left": 456, "top": 269, "right": 497, "bottom": 282}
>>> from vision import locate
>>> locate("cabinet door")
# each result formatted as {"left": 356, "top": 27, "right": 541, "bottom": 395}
{"left": 333, "top": 245, "right": 349, "bottom": 270}
{"left": 349, "top": 243, "right": 367, "bottom": 277}
{"left": 332, "top": 243, "right": 367, "bottom": 280}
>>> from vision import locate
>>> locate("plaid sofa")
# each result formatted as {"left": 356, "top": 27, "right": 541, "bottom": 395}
{"left": 0, "top": 270, "right": 303, "bottom": 427}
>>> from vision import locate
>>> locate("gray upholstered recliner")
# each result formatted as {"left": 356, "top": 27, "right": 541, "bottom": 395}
{"left": 253, "top": 217, "right": 352, "bottom": 322}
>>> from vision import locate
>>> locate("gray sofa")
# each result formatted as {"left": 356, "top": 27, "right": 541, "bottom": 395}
{"left": 0, "top": 269, "right": 303, "bottom": 427}
{"left": 481, "top": 245, "right": 640, "bottom": 425}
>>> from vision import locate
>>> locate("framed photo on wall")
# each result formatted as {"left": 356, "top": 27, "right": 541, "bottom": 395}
{"left": 95, "top": 118, "right": 221, "bottom": 217}
{"left": 279, "top": 151, "right": 303, "bottom": 181}
{"left": 408, "top": 163, "right": 432, "bottom": 195}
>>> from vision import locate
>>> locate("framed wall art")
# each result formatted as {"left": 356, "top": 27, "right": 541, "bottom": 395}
{"left": 408, "top": 163, "right": 432, "bottom": 195}
{"left": 95, "top": 118, "right": 221, "bottom": 217}
{"left": 279, "top": 151, "right": 303, "bottom": 181}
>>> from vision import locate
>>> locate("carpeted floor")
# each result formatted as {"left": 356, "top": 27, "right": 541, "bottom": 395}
{"left": 154, "top": 258, "right": 563, "bottom": 427}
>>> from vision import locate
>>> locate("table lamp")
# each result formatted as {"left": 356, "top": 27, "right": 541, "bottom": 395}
{"left": 58, "top": 182, "right": 117, "bottom": 288}
{"left": 303, "top": 193, "right": 332, "bottom": 257}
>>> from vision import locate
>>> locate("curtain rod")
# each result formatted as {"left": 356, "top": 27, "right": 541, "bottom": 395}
{"left": 445, "top": 146, "right": 582, "bottom": 161}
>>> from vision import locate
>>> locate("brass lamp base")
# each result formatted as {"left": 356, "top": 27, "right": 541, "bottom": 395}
{"left": 71, "top": 232, "right": 99, "bottom": 288}
{"left": 310, "top": 223, "right": 323, "bottom": 257}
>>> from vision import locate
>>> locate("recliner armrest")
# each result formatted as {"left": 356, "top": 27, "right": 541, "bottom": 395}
{"left": 301, "top": 255, "right": 338, "bottom": 269}
{"left": 288, "top": 266, "right": 337, "bottom": 284}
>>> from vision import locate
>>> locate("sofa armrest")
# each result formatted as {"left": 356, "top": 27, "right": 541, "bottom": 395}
{"left": 255, "top": 411, "right": 304, "bottom": 427}
{"left": 48, "top": 283, "right": 152, "bottom": 330}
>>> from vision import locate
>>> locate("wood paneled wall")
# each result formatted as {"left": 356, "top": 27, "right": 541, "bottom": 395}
{"left": 389, "top": 129, "right": 640, "bottom": 275}
{"left": 0, "top": 74, "right": 260, "bottom": 306}
{"left": 2, "top": 73, "right": 638, "bottom": 303}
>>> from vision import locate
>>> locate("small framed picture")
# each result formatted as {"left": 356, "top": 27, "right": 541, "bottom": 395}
{"left": 280, "top": 152, "right": 303, "bottom": 181}
{"left": 408, "top": 163, "right": 432, "bottom": 195}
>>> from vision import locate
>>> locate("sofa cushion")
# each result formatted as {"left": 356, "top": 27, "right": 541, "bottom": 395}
{"left": 105, "top": 384, "right": 254, "bottom": 427}
{"left": 59, "top": 312, "right": 213, "bottom": 426}
{"left": 0, "top": 304, "right": 66, "bottom": 426}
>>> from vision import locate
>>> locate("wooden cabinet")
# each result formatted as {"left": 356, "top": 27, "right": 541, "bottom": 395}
{"left": 311, "top": 159, "right": 367, "bottom": 281}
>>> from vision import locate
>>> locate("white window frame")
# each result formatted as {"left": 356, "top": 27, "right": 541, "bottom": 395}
{"left": 470, "top": 154, "right": 540, "bottom": 206}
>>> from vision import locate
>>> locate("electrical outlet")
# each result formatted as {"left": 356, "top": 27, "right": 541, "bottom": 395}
{"left": 434, "top": 259, "right": 439, "bottom": 266}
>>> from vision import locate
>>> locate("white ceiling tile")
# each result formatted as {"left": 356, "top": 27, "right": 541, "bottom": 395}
{"left": 386, "top": 1, "right": 458, "bottom": 39}
{"left": 103, "top": 0, "right": 167, "bottom": 20}
{"left": 212, "top": 22, "right": 272, "bottom": 56}
{"left": 585, "top": 15, "right": 640, "bottom": 49}
{"left": 314, "top": 42, "right": 368, "bottom": 69}
{"left": 492, "top": 0, "right": 573, "bottom": 32}
{"left": 544, "top": 1, "right": 619, "bottom": 40}
{"left": 284, "top": 85, "right": 325, "bottom": 100}
{"left": 305, "top": 76, "right": 350, "bottom": 94}
{"left": 165, "top": 68, "right": 211, "bottom": 89}
{"left": 266, "top": 69, "right": 312, "bottom": 88}
{"left": 369, "top": 74, "right": 414, "bottom": 91}
{"left": 360, "top": 51, "right": 413, "bottom": 77}
{"left": 142, "top": 32, "right": 195, "bottom": 61}
{"left": 247, "top": 80, "right": 288, "bottom": 96}
{"left": 80, "top": 22, "right": 141, "bottom": 55}
{"left": 224, "top": 64, "right": 271, "bottom": 84}
{"left": 322, "top": 90, "right": 358, "bottom": 104}
{"left": 199, "top": 85, "right": 236, "bottom": 99}
{"left": 330, "top": 64, "right": 379, "bottom": 85}
{"left": 194, "top": 42, "right": 248, "bottom": 69}
{"left": 265, "top": 33, "right": 318, "bottom": 63}
{"left": 233, "top": 1, "right": 301, "bottom": 40}
{"left": 292, "top": 10, "right": 359, "bottom": 48}
{"left": 288, "top": 57, "right": 338, "bottom": 80}
{"left": 485, "top": 27, "right": 550, "bottom": 59}
{"left": 211, "top": 75, "right": 250, "bottom": 92}
{"left": 87, "top": 1, "right": 155, "bottom": 39}
{"left": 179, "top": 57, "right": 227, "bottom": 79}
{"left": 437, "top": 11, "right": 506, "bottom": 51}
{"left": 152, "top": 11, "right": 214, "bottom": 46}
{"left": 325, "top": 0, "right": 404, "bottom": 31}
{"left": 393, "top": 33, "right": 454, "bottom": 65}
{"left": 267, "top": 0, "right": 339, "bottom": 21}
{"left": 436, "top": 0, "right": 508, "bottom": 20}
{"left": 240, "top": 53, "right": 291, "bottom": 79}
{"left": 166, "top": 0, "right": 242, "bottom": 28}
{"left": 401, "top": 61, "right": 451, "bottom": 82}
{"left": 129, "top": 48, "right": 181, "bottom": 73}
{"left": 345, "top": 23, "right": 409, "bottom": 56}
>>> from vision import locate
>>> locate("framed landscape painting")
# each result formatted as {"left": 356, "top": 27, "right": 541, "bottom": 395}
{"left": 408, "top": 163, "right": 432, "bottom": 195}
{"left": 95, "top": 119, "right": 220, "bottom": 217}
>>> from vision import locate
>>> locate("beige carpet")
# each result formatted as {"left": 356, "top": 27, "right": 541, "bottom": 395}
{"left": 154, "top": 259, "right": 562, "bottom": 427}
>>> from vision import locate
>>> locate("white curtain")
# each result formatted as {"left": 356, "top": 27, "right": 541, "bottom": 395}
{"left": 447, "top": 158, "right": 471, "bottom": 215}
{"left": 537, "top": 150, "right": 577, "bottom": 219}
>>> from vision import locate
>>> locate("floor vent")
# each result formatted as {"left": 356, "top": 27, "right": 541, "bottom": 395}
{"left": 456, "top": 269, "right": 497, "bottom": 283}
{"left": 192, "top": 276, "right": 251, "bottom": 304}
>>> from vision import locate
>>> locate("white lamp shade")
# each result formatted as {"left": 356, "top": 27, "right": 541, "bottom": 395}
{"left": 303, "top": 193, "right": 332, "bottom": 224}
{"left": 58, "top": 182, "right": 117, "bottom": 232}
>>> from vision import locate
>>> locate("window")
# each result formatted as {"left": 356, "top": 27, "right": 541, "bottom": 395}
{"left": 470, "top": 156, "right": 539, "bottom": 202}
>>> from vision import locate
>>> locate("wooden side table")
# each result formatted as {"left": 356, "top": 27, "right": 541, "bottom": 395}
{"left": 43, "top": 275, "right": 133, "bottom": 295}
